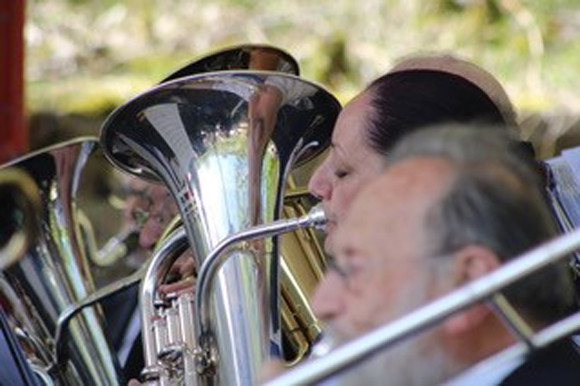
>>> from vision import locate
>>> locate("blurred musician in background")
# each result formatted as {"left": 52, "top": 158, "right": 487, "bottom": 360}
{"left": 311, "top": 125, "right": 580, "bottom": 385}
{"left": 122, "top": 177, "right": 176, "bottom": 252}
{"left": 103, "top": 175, "right": 195, "bottom": 378}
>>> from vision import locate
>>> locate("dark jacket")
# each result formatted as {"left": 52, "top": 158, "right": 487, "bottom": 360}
{"left": 500, "top": 338, "right": 580, "bottom": 386}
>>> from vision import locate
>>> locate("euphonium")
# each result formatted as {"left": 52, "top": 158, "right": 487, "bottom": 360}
{"left": 0, "top": 138, "right": 123, "bottom": 384}
{"left": 157, "top": 43, "right": 327, "bottom": 366}
{"left": 100, "top": 70, "right": 340, "bottom": 384}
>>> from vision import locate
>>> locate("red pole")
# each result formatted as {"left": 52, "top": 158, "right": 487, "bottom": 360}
{"left": 0, "top": 0, "right": 27, "bottom": 163}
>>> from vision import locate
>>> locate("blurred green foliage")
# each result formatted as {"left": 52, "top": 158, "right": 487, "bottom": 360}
{"left": 26, "top": 0, "right": 580, "bottom": 117}
{"left": 21, "top": 0, "right": 580, "bottom": 253}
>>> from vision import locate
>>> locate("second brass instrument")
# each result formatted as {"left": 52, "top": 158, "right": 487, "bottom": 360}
{"left": 0, "top": 138, "right": 123, "bottom": 385}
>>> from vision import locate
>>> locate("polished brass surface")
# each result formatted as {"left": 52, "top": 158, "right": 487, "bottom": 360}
{"left": 101, "top": 69, "right": 339, "bottom": 385}
{"left": 154, "top": 43, "right": 327, "bottom": 368}
{"left": 151, "top": 175, "right": 328, "bottom": 368}
{"left": 0, "top": 138, "right": 123, "bottom": 385}
{"left": 279, "top": 176, "right": 326, "bottom": 363}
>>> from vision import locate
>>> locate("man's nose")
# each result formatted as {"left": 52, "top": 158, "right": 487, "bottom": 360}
{"left": 308, "top": 160, "right": 332, "bottom": 201}
{"left": 312, "top": 271, "right": 345, "bottom": 321}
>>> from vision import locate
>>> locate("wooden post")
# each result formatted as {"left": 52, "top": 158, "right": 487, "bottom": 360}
{"left": 0, "top": 0, "right": 27, "bottom": 163}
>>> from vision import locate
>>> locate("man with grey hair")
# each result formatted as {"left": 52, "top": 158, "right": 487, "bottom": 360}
{"left": 311, "top": 125, "right": 580, "bottom": 385}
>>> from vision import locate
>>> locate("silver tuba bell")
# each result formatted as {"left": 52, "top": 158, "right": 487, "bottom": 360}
{"left": 100, "top": 70, "right": 340, "bottom": 384}
{"left": 155, "top": 43, "right": 329, "bottom": 368}
{"left": 0, "top": 138, "right": 123, "bottom": 384}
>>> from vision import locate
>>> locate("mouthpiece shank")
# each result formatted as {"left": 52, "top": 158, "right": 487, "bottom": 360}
{"left": 195, "top": 204, "right": 326, "bottom": 348}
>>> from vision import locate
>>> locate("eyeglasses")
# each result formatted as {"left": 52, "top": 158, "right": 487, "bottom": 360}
{"left": 131, "top": 206, "right": 151, "bottom": 227}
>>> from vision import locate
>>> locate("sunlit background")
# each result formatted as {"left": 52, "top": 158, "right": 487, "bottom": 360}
{"left": 0, "top": 2, "right": 575, "bottom": 381}
{"left": 26, "top": 0, "right": 580, "bottom": 158}
{"left": 20, "top": 0, "right": 580, "bottom": 280}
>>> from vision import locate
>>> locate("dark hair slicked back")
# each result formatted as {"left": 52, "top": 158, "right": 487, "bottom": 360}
{"left": 366, "top": 70, "right": 508, "bottom": 157}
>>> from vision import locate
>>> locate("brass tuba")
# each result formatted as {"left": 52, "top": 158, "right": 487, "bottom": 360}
{"left": 100, "top": 69, "right": 340, "bottom": 384}
{"left": 154, "top": 44, "right": 328, "bottom": 366}
{"left": 0, "top": 138, "right": 123, "bottom": 384}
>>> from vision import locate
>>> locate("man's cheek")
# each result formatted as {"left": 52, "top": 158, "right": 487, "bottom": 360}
{"left": 346, "top": 296, "right": 379, "bottom": 334}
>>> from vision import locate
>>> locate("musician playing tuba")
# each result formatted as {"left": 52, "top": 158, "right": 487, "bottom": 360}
{"left": 124, "top": 52, "right": 529, "bottom": 384}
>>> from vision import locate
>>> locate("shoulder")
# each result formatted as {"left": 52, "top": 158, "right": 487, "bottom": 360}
{"left": 500, "top": 338, "right": 580, "bottom": 386}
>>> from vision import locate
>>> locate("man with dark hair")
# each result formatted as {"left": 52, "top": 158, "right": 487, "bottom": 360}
{"left": 312, "top": 125, "right": 580, "bottom": 385}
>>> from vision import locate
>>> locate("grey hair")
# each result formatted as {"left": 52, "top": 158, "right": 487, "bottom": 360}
{"left": 388, "top": 125, "right": 576, "bottom": 325}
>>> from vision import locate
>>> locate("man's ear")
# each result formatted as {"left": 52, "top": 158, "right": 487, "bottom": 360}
{"left": 443, "top": 245, "right": 502, "bottom": 335}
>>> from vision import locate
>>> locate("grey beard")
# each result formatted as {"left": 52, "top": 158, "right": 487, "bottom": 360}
{"left": 335, "top": 331, "right": 463, "bottom": 386}
{"left": 323, "top": 267, "right": 465, "bottom": 386}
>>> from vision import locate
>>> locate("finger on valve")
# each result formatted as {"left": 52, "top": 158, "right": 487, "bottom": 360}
{"left": 159, "top": 250, "right": 197, "bottom": 295}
